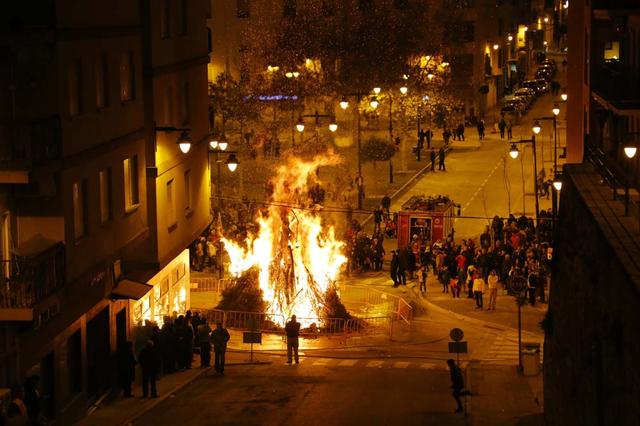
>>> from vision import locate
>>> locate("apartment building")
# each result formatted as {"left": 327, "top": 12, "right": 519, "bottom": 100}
{"left": 0, "top": 0, "right": 211, "bottom": 422}
{"left": 545, "top": 1, "right": 640, "bottom": 424}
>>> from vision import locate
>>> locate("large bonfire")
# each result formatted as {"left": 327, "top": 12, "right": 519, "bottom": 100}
{"left": 221, "top": 153, "right": 349, "bottom": 324}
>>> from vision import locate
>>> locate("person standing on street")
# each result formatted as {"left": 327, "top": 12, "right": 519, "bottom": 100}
{"left": 418, "top": 265, "right": 427, "bottom": 294}
{"left": 438, "top": 147, "right": 446, "bottom": 171}
{"left": 476, "top": 120, "right": 485, "bottom": 140}
{"left": 117, "top": 341, "right": 136, "bottom": 397}
{"left": 390, "top": 250, "right": 399, "bottom": 287}
{"left": 381, "top": 194, "right": 391, "bottom": 219}
{"left": 196, "top": 319, "right": 212, "bottom": 367}
{"left": 285, "top": 315, "right": 301, "bottom": 364}
{"left": 430, "top": 148, "right": 437, "bottom": 171}
{"left": 211, "top": 322, "right": 230, "bottom": 374}
{"left": 498, "top": 117, "right": 506, "bottom": 139}
{"left": 397, "top": 247, "right": 408, "bottom": 285}
{"left": 473, "top": 272, "right": 485, "bottom": 309}
{"left": 447, "top": 359, "right": 472, "bottom": 413}
{"left": 506, "top": 120, "right": 513, "bottom": 139}
{"left": 139, "top": 340, "right": 160, "bottom": 398}
{"left": 487, "top": 270, "right": 499, "bottom": 310}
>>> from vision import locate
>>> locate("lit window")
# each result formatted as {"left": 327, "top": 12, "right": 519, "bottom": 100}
{"left": 167, "top": 179, "right": 176, "bottom": 229}
{"left": 184, "top": 170, "right": 191, "bottom": 212}
{"left": 123, "top": 156, "right": 139, "bottom": 211}
{"left": 119, "top": 51, "right": 135, "bottom": 102}
{"left": 73, "top": 180, "right": 88, "bottom": 240}
{"left": 99, "top": 168, "right": 112, "bottom": 224}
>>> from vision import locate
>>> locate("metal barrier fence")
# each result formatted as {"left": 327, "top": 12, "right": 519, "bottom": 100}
{"left": 190, "top": 277, "right": 234, "bottom": 293}
{"left": 191, "top": 280, "right": 411, "bottom": 340}
{"left": 336, "top": 281, "right": 413, "bottom": 323}
{"left": 197, "top": 308, "right": 285, "bottom": 332}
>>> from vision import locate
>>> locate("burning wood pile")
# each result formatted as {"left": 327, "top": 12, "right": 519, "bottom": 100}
{"left": 220, "top": 153, "right": 350, "bottom": 326}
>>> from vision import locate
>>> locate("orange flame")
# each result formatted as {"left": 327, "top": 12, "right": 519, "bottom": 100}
{"left": 222, "top": 153, "right": 347, "bottom": 324}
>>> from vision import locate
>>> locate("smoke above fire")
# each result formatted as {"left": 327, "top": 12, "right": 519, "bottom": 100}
{"left": 221, "top": 153, "right": 348, "bottom": 322}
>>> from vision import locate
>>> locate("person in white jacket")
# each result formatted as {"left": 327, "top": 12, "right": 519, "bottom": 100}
{"left": 487, "top": 270, "right": 499, "bottom": 310}
{"left": 472, "top": 272, "right": 485, "bottom": 309}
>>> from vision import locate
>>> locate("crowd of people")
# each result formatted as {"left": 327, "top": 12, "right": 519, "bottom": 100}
{"left": 384, "top": 212, "right": 552, "bottom": 309}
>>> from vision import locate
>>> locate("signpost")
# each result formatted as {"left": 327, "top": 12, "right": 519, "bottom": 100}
{"left": 243, "top": 318, "right": 262, "bottom": 363}
{"left": 448, "top": 328, "right": 467, "bottom": 366}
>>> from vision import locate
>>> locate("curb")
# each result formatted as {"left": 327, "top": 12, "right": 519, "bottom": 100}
{"left": 121, "top": 366, "right": 213, "bottom": 425}
{"left": 408, "top": 283, "right": 544, "bottom": 340}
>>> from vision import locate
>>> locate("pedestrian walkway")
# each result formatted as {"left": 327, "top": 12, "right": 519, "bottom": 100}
{"left": 75, "top": 353, "right": 244, "bottom": 426}
{"left": 484, "top": 333, "right": 544, "bottom": 365}
{"left": 257, "top": 353, "right": 454, "bottom": 370}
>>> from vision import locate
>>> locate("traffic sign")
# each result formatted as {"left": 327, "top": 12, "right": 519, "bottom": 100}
{"left": 448, "top": 341, "right": 468, "bottom": 354}
{"left": 449, "top": 328, "right": 464, "bottom": 342}
{"left": 511, "top": 276, "right": 528, "bottom": 292}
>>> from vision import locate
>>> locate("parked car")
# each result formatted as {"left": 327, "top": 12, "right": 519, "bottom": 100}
{"left": 536, "top": 68, "right": 553, "bottom": 81}
{"left": 514, "top": 88, "right": 536, "bottom": 106}
{"left": 521, "top": 80, "right": 542, "bottom": 96}
{"left": 534, "top": 79, "right": 549, "bottom": 93}
{"left": 541, "top": 59, "right": 556, "bottom": 71}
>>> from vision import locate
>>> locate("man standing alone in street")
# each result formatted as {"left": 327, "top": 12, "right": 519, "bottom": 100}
{"left": 438, "top": 147, "right": 446, "bottom": 171}
{"left": 447, "top": 359, "right": 472, "bottom": 413}
{"left": 211, "top": 322, "right": 230, "bottom": 374}
{"left": 285, "top": 315, "right": 301, "bottom": 364}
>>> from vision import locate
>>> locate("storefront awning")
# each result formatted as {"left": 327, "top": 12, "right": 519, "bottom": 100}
{"left": 111, "top": 280, "right": 153, "bottom": 300}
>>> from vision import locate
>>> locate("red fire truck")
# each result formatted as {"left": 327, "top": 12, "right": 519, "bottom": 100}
{"left": 396, "top": 195, "right": 458, "bottom": 248}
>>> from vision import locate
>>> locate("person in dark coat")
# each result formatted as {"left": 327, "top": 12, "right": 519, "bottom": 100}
{"left": 430, "top": 148, "right": 437, "bottom": 171}
{"left": 447, "top": 359, "right": 471, "bottom": 413}
{"left": 284, "top": 316, "right": 300, "bottom": 364}
{"left": 159, "top": 318, "right": 177, "bottom": 374}
{"left": 390, "top": 250, "right": 399, "bottom": 287}
{"left": 138, "top": 340, "right": 160, "bottom": 398}
{"left": 438, "top": 147, "right": 446, "bottom": 171}
{"left": 211, "top": 322, "right": 231, "bottom": 373}
{"left": 196, "top": 320, "right": 212, "bottom": 367}
{"left": 397, "top": 247, "right": 408, "bottom": 285}
{"left": 381, "top": 194, "right": 391, "bottom": 218}
{"left": 117, "top": 341, "right": 136, "bottom": 397}
{"left": 407, "top": 245, "right": 416, "bottom": 279}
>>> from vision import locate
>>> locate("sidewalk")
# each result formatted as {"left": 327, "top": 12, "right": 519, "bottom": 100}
{"left": 468, "top": 361, "right": 544, "bottom": 426}
{"left": 75, "top": 353, "right": 247, "bottom": 426}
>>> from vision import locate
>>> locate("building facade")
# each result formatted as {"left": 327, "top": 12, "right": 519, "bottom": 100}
{"left": 0, "top": 0, "right": 211, "bottom": 422}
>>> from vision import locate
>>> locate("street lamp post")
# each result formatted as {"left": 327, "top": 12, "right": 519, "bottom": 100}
{"left": 209, "top": 134, "right": 239, "bottom": 278}
{"left": 509, "top": 136, "right": 540, "bottom": 242}
{"left": 337, "top": 92, "right": 378, "bottom": 210}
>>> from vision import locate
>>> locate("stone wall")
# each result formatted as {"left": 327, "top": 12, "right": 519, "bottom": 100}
{"left": 544, "top": 164, "right": 640, "bottom": 426}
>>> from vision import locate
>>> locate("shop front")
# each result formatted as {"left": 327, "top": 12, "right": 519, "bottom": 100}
{"left": 130, "top": 249, "right": 191, "bottom": 328}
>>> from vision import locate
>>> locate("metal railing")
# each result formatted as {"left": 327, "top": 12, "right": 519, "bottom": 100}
{"left": 190, "top": 276, "right": 233, "bottom": 293}
{"left": 335, "top": 281, "right": 413, "bottom": 322}
{"left": 0, "top": 243, "right": 65, "bottom": 309}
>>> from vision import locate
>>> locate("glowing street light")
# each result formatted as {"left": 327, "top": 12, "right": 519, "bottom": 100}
{"left": 427, "top": 73, "right": 435, "bottom": 80}
{"left": 369, "top": 96, "right": 379, "bottom": 109}
{"left": 509, "top": 144, "right": 520, "bottom": 159}
{"left": 508, "top": 35, "right": 513, "bottom": 42}
{"left": 493, "top": 44, "right": 499, "bottom": 50}
{"left": 177, "top": 131, "right": 192, "bottom": 154}
{"left": 532, "top": 120, "right": 542, "bottom": 135}
{"left": 225, "top": 153, "right": 239, "bottom": 171}
{"left": 339, "top": 96, "right": 349, "bottom": 110}
{"left": 373, "top": 87, "right": 381, "bottom": 95}
{"left": 328, "top": 118, "right": 338, "bottom": 132}
{"left": 553, "top": 176, "right": 563, "bottom": 191}
{"left": 399, "top": 86, "right": 408, "bottom": 95}
{"left": 624, "top": 145, "right": 637, "bottom": 159}
{"left": 296, "top": 116, "right": 305, "bottom": 132}
{"left": 552, "top": 104, "right": 560, "bottom": 116}
{"left": 561, "top": 92, "right": 568, "bottom": 101}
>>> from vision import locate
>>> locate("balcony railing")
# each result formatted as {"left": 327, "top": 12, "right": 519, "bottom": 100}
{"left": 592, "top": 64, "right": 640, "bottom": 111}
{"left": 0, "top": 242, "right": 65, "bottom": 309}
{"left": 0, "top": 116, "right": 61, "bottom": 168}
